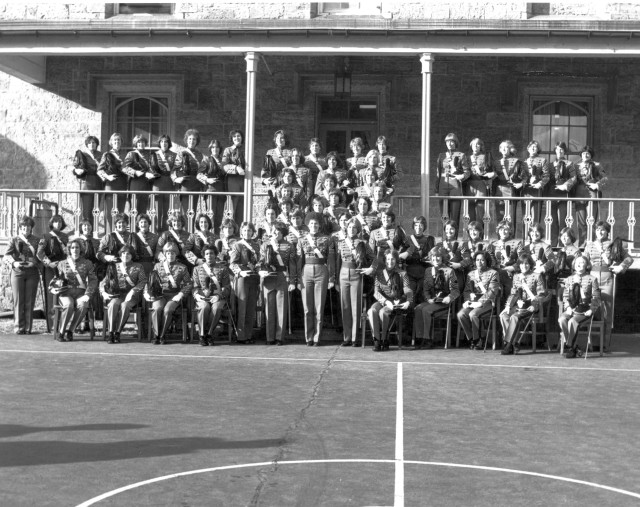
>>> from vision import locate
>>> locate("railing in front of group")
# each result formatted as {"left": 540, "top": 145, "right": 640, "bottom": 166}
{"left": 0, "top": 189, "right": 636, "bottom": 250}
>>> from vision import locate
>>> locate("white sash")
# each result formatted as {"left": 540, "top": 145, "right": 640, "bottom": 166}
{"left": 356, "top": 215, "right": 370, "bottom": 233}
{"left": 111, "top": 149, "right": 122, "bottom": 163}
{"left": 196, "top": 230, "right": 209, "bottom": 245}
{"left": 410, "top": 235, "right": 421, "bottom": 249}
{"left": 270, "top": 239, "right": 285, "bottom": 267}
{"left": 307, "top": 235, "right": 324, "bottom": 259}
{"left": 169, "top": 229, "right": 184, "bottom": 246}
{"left": 521, "top": 278, "right": 536, "bottom": 300}
{"left": 184, "top": 148, "right": 199, "bottom": 162}
{"left": 345, "top": 236, "right": 357, "bottom": 259}
{"left": 239, "top": 239, "right": 256, "bottom": 257}
{"left": 117, "top": 262, "right": 135, "bottom": 288}
{"left": 114, "top": 231, "right": 126, "bottom": 247}
{"left": 18, "top": 234, "right": 36, "bottom": 257}
{"left": 135, "top": 149, "right": 150, "bottom": 168}
{"left": 163, "top": 261, "right": 178, "bottom": 288}
{"left": 157, "top": 150, "right": 171, "bottom": 172}
{"left": 67, "top": 257, "right": 86, "bottom": 289}
{"left": 475, "top": 271, "right": 488, "bottom": 294}
{"left": 202, "top": 264, "right": 220, "bottom": 293}
{"left": 290, "top": 227, "right": 301, "bottom": 238}
{"left": 136, "top": 232, "right": 154, "bottom": 257}
{"left": 383, "top": 269, "right": 391, "bottom": 284}
{"left": 84, "top": 148, "right": 98, "bottom": 164}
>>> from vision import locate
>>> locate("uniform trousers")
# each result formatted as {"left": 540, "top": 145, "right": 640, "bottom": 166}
{"left": 494, "top": 185, "right": 519, "bottom": 231}
{"left": 10, "top": 268, "right": 39, "bottom": 333}
{"left": 58, "top": 287, "right": 90, "bottom": 334}
{"left": 301, "top": 263, "right": 328, "bottom": 343}
{"left": 128, "top": 181, "right": 151, "bottom": 216}
{"left": 152, "top": 176, "right": 174, "bottom": 228}
{"left": 339, "top": 266, "right": 362, "bottom": 343}
{"left": 195, "top": 298, "right": 225, "bottom": 337}
{"left": 79, "top": 179, "right": 103, "bottom": 221}
{"left": 106, "top": 292, "right": 141, "bottom": 333}
{"left": 574, "top": 184, "right": 599, "bottom": 246}
{"left": 150, "top": 294, "right": 182, "bottom": 338}
{"left": 413, "top": 301, "right": 449, "bottom": 340}
{"left": 465, "top": 177, "right": 490, "bottom": 224}
{"left": 235, "top": 273, "right": 259, "bottom": 342}
{"left": 558, "top": 311, "right": 590, "bottom": 349}
{"left": 367, "top": 301, "right": 395, "bottom": 342}
{"left": 522, "top": 188, "right": 543, "bottom": 228}
{"left": 437, "top": 176, "right": 463, "bottom": 228}
{"left": 500, "top": 306, "right": 534, "bottom": 345}
{"left": 544, "top": 188, "right": 569, "bottom": 246}
{"left": 457, "top": 301, "right": 493, "bottom": 341}
{"left": 405, "top": 264, "right": 425, "bottom": 304}
{"left": 263, "top": 272, "right": 289, "bottom": 343}
{"left": 226, "top": 174, "right": 244, "bottom": 224}
{"left": 104, "top": 181, "right": 127, "bottom": 233}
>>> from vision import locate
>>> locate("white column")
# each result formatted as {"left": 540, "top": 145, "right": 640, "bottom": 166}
{"left": 243, "top": 52, "right": 259, "bottom": 222}
{"left": 420, "top": 53, "right": 434, "bottom": 220}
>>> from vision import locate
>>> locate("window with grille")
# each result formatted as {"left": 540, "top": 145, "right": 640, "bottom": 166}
{"left": 112, "top": 96, "right": 170, "bottom": 150}
{"left": 530, "top": 98, "right": 592, "bottom": 163}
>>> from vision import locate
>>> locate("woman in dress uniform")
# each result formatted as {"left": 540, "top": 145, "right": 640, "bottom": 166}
{"left": 523, "top": 222, "right": 555, "bottom": 279}
{"left": 72, "top": 135, "right": 103, "bottom": 221}
{"left": 522, "top": 140, "right": 550, "bottom": 226}
{"left": 334, "top": 218, "right": 374, "bottom": 346}
{"left": 222, "top": 129, "right": 246, "bottom": 223}
{"left": 192, "top": 244, "right": 231, "bottom": 346}
{"left": 229, "top": 221, "right": 261, "bottom": 344}
{"left": 198, "top": 139, "right": 227, "bottom": 234}
{"left": 376, "top": 135, "right": 401, "bottom": 193}
{"left": 4, "top": 216, "right": 40, "bottom": 334}
{"left": 173, "top": 129, "right": 205, "bottom": 216}
{"left": 558, "top": 255, "right": 601, "bottom": 358}
{"left": 499, "top": 253, "right": 545, "bottom": 355}
{"left": 303, "top": 137, "right": 326, "bottom": 198}
{"left": 37, "top": 214, "right": 69, "bottom": 329}
{"left": 297, "top": 212, "right": 335, "bottom": 346}
{"left": 123, "top": 134, "right": 154, "bottom": 216}
{"left": 258, "top": 224, "right": 297, "bottom": 345}
{"left": 574, "top": 146, "right": 608, "bottom": 246}
{"left": 97, "top": 213, "right": 131, "bottom": 266}
{"left": 316, "top": 151, "right": 356, "bottom": 203}
{"left": 216, "top": 218, "right": 239, "bottom": 269}
{"left": 464, "top": 137, "right": 494, "bottom": 224}
{"left": 97, "top": 132, "right": 128, "bottom": 227}
{"left": 353, "top": 196, "right": 380, "bottom": 242}
{"left": 435, "top": 132, "right": 470, "bottom": 229}
{"left": 368, "top": 249, "right": 412, "bottom": 351}
{"left": 72, "top": 219, "right": 103, "bottom": 326}
{"left": 100, "top": 244, "right": 147, "bottom": 344}
{"left": 157, "top": 214, "right": 190, "bottom": 266}
{"left": 129, "top": 213, "right": 159, "bottom": 275}
{"left": 262, "top": 129, "right": 291, "bottom": 189}
{"left": 146, "top": 242, "right": 192, "bottom": 345}
{"left": 346, "top": 137, "right": 368, "bottom": 186}
{"left": 494, "top": 139, "right": 527, "bottom": 229}
{"left": 149, "top": 134, "right": 176, "bottom": 229}
{"left": 353, "top": 166, "right": 378, "bottom": 205}
{"left": 51, "top": 239, "right": 98, "bottom": 342}
{"left": 413, "top": 247, "right": 459, "bottom": 349}
{"left": 184, "top": 213, "right": 216, "bottom": 268}
{"left": 369, "top": 209, "right": 407, "bottom": 271}
{"left": 434, "top": 219, "right": 466, "bottom": 295}
{"left": 488, "top": 220, "right": 523, "bottom": 303}
{"left": 545, "top": 141, "right": 576, "bottom": 246}
{"left": 399, "top": 216, "right": 435, "bottom": 304}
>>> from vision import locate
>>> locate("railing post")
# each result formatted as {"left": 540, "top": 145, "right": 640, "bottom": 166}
{"left": 244, "top": 52, "right": 259, "bottom": 224}
{"left": 420, "top": 53, "right": 433, "bottom": 223}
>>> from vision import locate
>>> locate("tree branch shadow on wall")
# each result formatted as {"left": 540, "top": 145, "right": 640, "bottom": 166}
{"left": 0, "top": 135, "right": 49, "bottom": 189}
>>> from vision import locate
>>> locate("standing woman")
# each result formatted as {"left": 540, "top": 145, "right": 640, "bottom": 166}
{"left": 4, "top": 216, "right": 41, "bottom": 334}
{"left": 399, "top": 216, "right": 435, "bottom": 303}
{"left": 198, "top": 139, "right": 227, "bottom": 234}
{"left": 376, "top": 135, "right": 401, "bottom": 192}
{"left": 123, "top": 134, "right": 154, "bottom": 216}
{"left": 37, "top": 214, "right": 69, "bottom": 329}
{"left": 72, "top": 135, "right": 103, "bottom": 221}
{"left": 129, "top": 213, "right": 159, "bottom": 276}
{"left": 52, "top": 239, "right": 98, "bottom": 342}
{"left": 229, "top": 221, "right": 261, "bottom": 344}
{"left": 334, "top": 218, "right": 374, "bottom": 346}
{"left": 353, "top": 196, "right": 381, "bottom": 242}
{"left": 297, "top": 212, "right": 335, "bottom": 346}
{"left": 489, "top": 220, "right": 523, "bottom": 303}
{"left": 262, "top": 129, "right": 291, "bottom": 187}
{"left": 523, "top": 222, "right": 555, "bottom": 279}
{"left": 316, "top": 151, "right": 356, "bottom": 202}
{"left": 346, "top": 137, "right": 368, "bottom": 186}
{"left": 185, "top": 213, "right": 217, "bottom": 268}
{"left": 304, "top": 137, "right": 326, "bottom": 198}
{"left": 97, "top": 132, "right": 128, "bottom": 227}
{"left": 222, "top": 129, "right": 246, "bottom": 224}
{"left": 545, "top": 141, "right": 576, "bottom": 246}
{"left": 368, "top": 249, "right": 412, "bottom": 351}
{"left": 149, "top": 135, "right": 176, "bottom": 229}
{"left": 522, "top": 140, "right": 550, "bottom": 226}
{"left": 435, "top": 133, "right": 470, "bottom": 229}
{"left": 493, "top": 139, "right": 527, "bottom": 229}
{"left": 574, "top": 145, "right": 607, "bottom": 246}
{"left": 216, "top": 218, "right": 239, "bottom": 269}
{"left": 465, "top": 138, "right": 494, "bottom": 224}
{"left": 258, "top": 224, "right": 297, "bottom": 346}
{"left": 287, "top": 148, "right": 313, "bottom": 201}
{"left": 173, "top": 129, "right": 205, "bottom": 216}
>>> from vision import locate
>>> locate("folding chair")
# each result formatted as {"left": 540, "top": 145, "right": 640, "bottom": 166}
{"left": 189, "top": 295, "right": 235, "bottom": 344}
{"left": 410, "top": 303, "right": 454, "bottom": 349}
{"left": 52, "top": 293, "right": 96, "bottom": 341}
{"left": 559, "top": 303, "right": 605, "bottom": 359}
{"left": 454, "top": 297, "right": 501, "bottom": 351}
{"left": 101, "top": 299, "right": 143, "bottom": 341}
{"left": 147, "top": 298, "right": 188, "bottom": 343}
{"left": 514, "top": 291, "right": 553, "bottom": 353}
{"left": 361, "top": 308, "right": 408, "bottom": 350}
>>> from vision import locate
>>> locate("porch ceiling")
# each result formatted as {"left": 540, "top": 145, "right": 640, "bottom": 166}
{"left": 2, "top": 18, "right": 640, "bottom": 57}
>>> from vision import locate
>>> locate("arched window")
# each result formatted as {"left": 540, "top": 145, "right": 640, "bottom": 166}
{"left": 113, "top": 96, "right": 169, "bottom": 149}
{"left": 531, "top": 98, "right": 591, "bottom": 163}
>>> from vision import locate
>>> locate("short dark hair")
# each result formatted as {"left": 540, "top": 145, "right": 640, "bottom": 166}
{"left": 19, "top": 216, "right": 35, "bottom": 229}
{"left": 517, "top": 253, "right": 535, "bottom": 270}
{"left": 157, "top": 135, "right": 172, "bottom": 149}
{"left": 49, "top": 214, "right": 67, "bottom": 231}
{"left": 84, "top": 135, "right": 99, "bottom": 147}
{"left": 229, "top": 129, "right": 244, "bottom": 144}
{"left": 195, "top": 213, "right": 213, "bottom": 231}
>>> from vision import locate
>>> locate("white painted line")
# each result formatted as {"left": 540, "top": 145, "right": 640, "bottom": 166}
{"left": 2, "top": 348, "right": 640, "bottom": 373}
{"left": 394, "top": 362, "right": 404, "bottom": 507}
{"left": 75, "top": 458, "right": 640, "bottom": 507}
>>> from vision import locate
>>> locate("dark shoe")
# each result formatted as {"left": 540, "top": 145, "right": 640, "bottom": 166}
{"left": 55, "top": 334, "right": 66, "bottom": 342}
{"left": 160, "top": 335, "right": 167, "bottom": 345}
{"left": 114, "top": 332, "right": 121, "bottom": 343}
{"left": 65, "top": 331, "right": 74, "bottom": 342}
{"left": 199, "top": 336, "right": 208, "bottom": 346}
{"left": 306, "top": 341, "right": 314, "bottom": 347}
{"left": 501, "top": 343, "right": 514, "bottom": 355}
{"left": 153, "top": 338, "right": 161, "bottom": 345}
{"left": 341, "top": 341, "right": 352, "bottom": 347}
{"left": 352, "top": 341, "right": 361, "bottom": 348}
{"left": 247, "top": 339, "right": 255, "bottom": 344}
{"left": 16, "top": 329, "right": 25, "bottom": 335}
{"left": 514, "top": 343, "right": 521, "bottom": 355}
{"left": 373, "top": 340, "right": 381, "bottom": 352}
{"left": 275, "top": 340, "right": 283, "bottom": 346}
{"left": 413, "top": 338, "right": 423, "bottom": 350}
{"left": 81, "top": 322, "right": 91, "bottom": 333}
{"left": 312, "top": 342, "right": 320, "bottom": 347}
{"left": 206, "top": 335, "right": 214, "bottom": 346}
{"left": 107, "top": 332, "right": 115, "bottom": 344}
{"left": 565, "top": 348, "right": 577, "bottom": 359}
{"left": 382, "top": 341, "right": 390, "bottom": 351}
{"left": 266, "top": 341, "right": 276, "bottom": 346}
{"left": 424, "top": 339, "right": 434, "bottom": 350}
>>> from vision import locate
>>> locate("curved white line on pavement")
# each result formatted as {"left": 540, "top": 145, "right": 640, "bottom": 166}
{"left": 75, "top": 458, "right": 640, "bottom": 506}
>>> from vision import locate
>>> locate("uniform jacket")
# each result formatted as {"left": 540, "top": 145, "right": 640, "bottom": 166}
{"left": 468, "top": 152, "right": 493, "bottom": 179}
{"left": 151, "top": 261, "right": 192, "bottom": 296}
{"left": 352, "top": 213, "right": 381, "bottom": 240}
{"left": 548, "top": 158, "right": 577, "bottom": 191}
{"left": 373, "top": 268, "right": 413, "bottom": 306}
{"left": 463, "top": 267, "right": 500, "bottom": 304}
{"left": 5, "top": 233, "right": 41, "bottom": 271}
{"left": 123, "top": 149, "right": 153, "bottom": 189}
{"left": 73, "top": 148, "right": 103, "bottom": 185}
{"left": 296, "top": 233, "right": 335, "bottom": 280}
{"left": 192, "top": 263, "right": 230, "bottom": 300}
{"left": 575, "top": 161, "right": 607, "bottom": 192}
{"left": 130, "top": 231, "right": 159, "bottom": 263}
{"left": 97, "top": 149, "right": 127, "bottom": 188}
{"left": 369, "top": 226, "right": 408, "bottom": 268}
{"left": 333, "top": 234, "right": 374, "bottom": 275}
{"left": 562, "top": 273, "right": 601, "bottom": 313}
{"left": 37, "top": 231, "right": 69, "bottom": 266}
{"left": 316, "top": 167, "right": 356, "bottom": 194}
{"left": 524, "top": 240, "right": 555, "bottom": 273}
{"left": 185, "top": 230, "right": 217, "bottom": 265}
{"left": 229, "top": 238, "right": 261, "bottom": 275}
{"left": 157, "top": 229, "right": 190, "bottom": 262}
{"left": 173, "top": 148, "right": 204, "bottom": 191}
{"left": 435, "top": 150, "right": 470, "bottom": 192}
{"left": 222, "top": 145, "right": 246, "bottom": 175}
{"left": 402, "top": 234, "right": 435, "bottom": 267}
{"left": 524, "top": 155, "right": 550, "bottom": 192}
{"left": 423, "top": 265, "right": 460, "bottom": 301}
{"left": 505, "top": 272, "right": 545, "bottom": 311}
{"left": 100, "top": 261, "right": 147, "bottom": 295}
{"left": 197, "top": 155, "right": 226, "bottom": 192}
{"left": 494, "top": 156, "right": 528, "bottom": 189}
{"left": 489, "top": 239, "right": 523, "bottom": 269}
{"left": 258, "top": 239, "right": 298, "bottom": 282}
{"left": 56, "top": 257, "right": 98, "bottom": 297}
{"left": 583, "top": 239, "right": 633, "bottom": 272}
{"left": 97, "top": 231, "right": 131, "bottom": 263}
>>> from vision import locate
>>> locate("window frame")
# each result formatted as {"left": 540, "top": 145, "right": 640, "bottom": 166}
{"left": 113, "top": 3, "right": 174, "bottom": 16}
{"left": 111, "top": 94, "right": 171, "bottom": 151}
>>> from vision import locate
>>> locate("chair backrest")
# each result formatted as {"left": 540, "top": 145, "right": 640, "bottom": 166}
{"left": 29, "top": 199, "right": 60, "bottom": 237}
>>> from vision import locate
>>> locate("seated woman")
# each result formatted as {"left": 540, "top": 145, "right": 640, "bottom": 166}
{"left": 229, "top": 221, "right": 261, "bottom": 344}
{"left": 399, "top": 216, "right": 435, "bottom": 304}
{"left": 37, "top": 213, "right": 69, "bottom": 330}
{"left": 582, "top": 221, "right": 633, "bottom": 344}
{"left": 554, "top": 227, "right": 581, "bottom": 280}
{"left": 192, "top": 244, "right": 231, "bottom": 346}
{"left": 558, "top": 255, "right": 601, "bottom": 358}
{"left": 100, "top": 245, "right": 147, "bottom": 344}
{"left": 334, "top": 217, "right": 374, "bottom": 346}
{"left": 97, "top": 213, "right": 131, "bottom": 266}
{"left": 185, "top": 213, "right": 216, "bottom": 267}
{"left": 435, "top": 219, "right": 466, "bottom": 294}
{"left": 368, "top": 248, "right": 412, "bottom": 351}
{"left": 215, "top": 218, "right": 239, "bottom": 268}
{"left": 488, "top": 220, "right": 523, "bottom": 301}
{"left": 413, "top": 247, "right": 460, "bottom": 349}
{"left": 461, "top": 221, "right": 493, "bottom": 275}
{"left": 4, "top": 216, "right": 41, "bottom": 334}
{"left": 129, "top": 213, "right": 159, "bottom": 276}
{"left": 456, "top": 250, "right": 500, "bottom": 349}
{"left": 146, "top": 242, "right": 193, "bottom": 345}
{"left": 259, "top": 224, "right": 297, "bottom": 346}
{"left": 523, "top": 222, "right": 555, "bottom": 278}
{"left": 157, "top": 214, "right": 190, "bottom": 266}
{"left": 369, "top": 209, "right": 407, "bottom": 271}
{"left": 71, "top": 219, "right": 103, "bottom": 327}
{"left": 51, "top": 239, "right": 98, "bottom": 342}
{"left": 499, "top": 253, "right": 545, "bottom": 355}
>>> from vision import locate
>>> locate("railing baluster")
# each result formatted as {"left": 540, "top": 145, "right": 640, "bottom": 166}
{"left": 461, "top": 199, "right": 470, "bottom": 239}
{"left": 523, "top": 199, "right": 533, "bottom": 240}
{"left": 482, "top": 199, "right": 491, "bottom": 241}
{"left": 441, "top": 198, "right": 449, "bottom": 227}
{"left": 148, "top": 194, "right": 157, "bottom": 232}
{"left": 129, "top": 194, "right": 138, "bottom": 230}
{"left": 586, "top": 201, "right": 595, "bottom": 243}
{"left": 606, "top": 200, "right": 616, "bottom": 238}
{"left": 92, "top": 193, "right": 100, "bottom": 238}
{"left": 565, "top": 200, "right": 574, "bottom": 229}
{"left": 627, "top": 202, "right": 636, "bottom": 247}
{"left": 187, "top": 194, "right": 195, "bottom": 232}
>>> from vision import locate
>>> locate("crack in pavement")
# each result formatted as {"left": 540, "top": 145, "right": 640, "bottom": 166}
{"left": 248, "top": 345, "right": 340, "bottom": 506}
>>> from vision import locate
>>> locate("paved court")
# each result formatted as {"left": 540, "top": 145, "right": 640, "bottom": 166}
{"left": 1, "top": 333, "right": 640, "bottom": 506}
